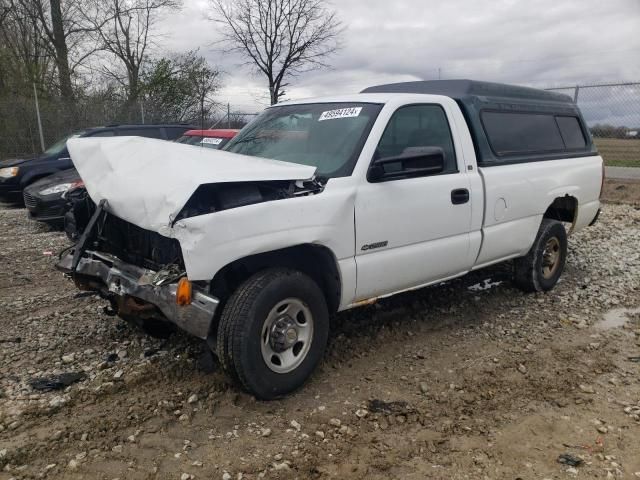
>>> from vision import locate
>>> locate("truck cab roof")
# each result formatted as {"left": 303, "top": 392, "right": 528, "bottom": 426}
{"left": 361, "top": 80, "right": 596, "bottom": 165}
{"left": 360, "top": 79, "right": 573, "bottom": 104}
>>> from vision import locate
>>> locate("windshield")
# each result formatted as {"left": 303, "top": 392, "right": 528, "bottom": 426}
{"left": 224, "top": 102, "right": 382, "bottom": 177}
{"left": 44, "top": 131, "right": 85, "bottom": 157}
{"left": 175, "top": 135, "right": 230, "bottom": 149}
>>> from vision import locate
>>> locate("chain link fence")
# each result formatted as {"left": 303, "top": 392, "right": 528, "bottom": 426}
{"left": 3, "top": 82, "right": 639, "bottom": 167}
{"left": 546, "top": 82, "right": 640, "bottom": 167}
{"left": 0, "top": 95, "right": 259, "bottom": 159}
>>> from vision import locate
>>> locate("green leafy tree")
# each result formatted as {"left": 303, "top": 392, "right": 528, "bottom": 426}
{"left": 140, "top": 50, "right": 221, "bottom": 124}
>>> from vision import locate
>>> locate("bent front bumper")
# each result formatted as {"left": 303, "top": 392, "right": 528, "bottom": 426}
{"left": 57, "top": 250, "right": 219, "bottom": 339}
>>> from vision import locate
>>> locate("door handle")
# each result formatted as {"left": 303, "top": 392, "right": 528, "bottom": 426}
{"left": 451, "top": 188, "right": 469, "bottom": 205}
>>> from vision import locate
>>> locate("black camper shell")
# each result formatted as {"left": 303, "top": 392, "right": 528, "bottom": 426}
{"left": 361, "top": 80, "right": 598, "bottom": 166}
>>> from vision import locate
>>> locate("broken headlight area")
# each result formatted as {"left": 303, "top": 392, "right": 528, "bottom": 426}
{"left": 59, "top": 192, "right": 219, "bottom": 339}
{"left": 63, "top": 187, "right": 91, "bottom": 241}
{"left": 173, "top": 178, "right": 325, "bottom": 223}
{"left": 65, "top": 191, "right": 184, "bottom": 272}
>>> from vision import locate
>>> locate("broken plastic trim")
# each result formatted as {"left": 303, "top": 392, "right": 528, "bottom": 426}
{"left": 71, "top": 198, "right": 107, "bottom": 272}
{"left": 171, "top": 178, "right": 326, "bottom": 225}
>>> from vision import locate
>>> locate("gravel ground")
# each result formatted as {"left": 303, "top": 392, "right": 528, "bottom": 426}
{"left": 0, "top": 199, "right": 639, "bottom": 480}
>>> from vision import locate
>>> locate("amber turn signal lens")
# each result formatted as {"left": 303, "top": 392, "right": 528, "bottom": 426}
{"left": 176, "top": 277, "right": 192, "bottom": 306}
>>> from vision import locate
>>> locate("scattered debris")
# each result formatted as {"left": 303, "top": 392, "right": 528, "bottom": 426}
{"left": 144, "top": 348, "right": 159, "bottom": 357}
{"left": 367, "top": 399, "right": 414, "bottom": 415}
{"left": 467, "top": 278, "right": 504, "bottom": 292}
{"left": 0, "top": 337, "right": 21, "bottom": 343}
{"left": 29, "top": 372, "right": 86, "bottom": 392}
{"left": 557, "top": 453, "right": 584, "bottom": 467}
{"left": 106, "top": 353, "right": 119, "bottom": 362}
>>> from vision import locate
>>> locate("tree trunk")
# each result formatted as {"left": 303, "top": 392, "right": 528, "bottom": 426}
{"left": 49, "top": 0, "right": 73, "bottom": 101}
{"left": 125, "top": 67, "right": 140, "bottom": 122}
{"left": 269, "top": 83, "right": 278, "bottom": 105}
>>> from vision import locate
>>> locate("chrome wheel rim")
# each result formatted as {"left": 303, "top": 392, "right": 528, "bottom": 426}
{"left": 542, "top": 237, "right": 561, "bottom": 279}
{"left": 260, "top": 298, "right": 314, "bottom": 374}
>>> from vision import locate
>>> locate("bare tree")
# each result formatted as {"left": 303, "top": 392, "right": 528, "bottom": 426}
{"left": 0, "top": 1, "right": 55, "bottom": 92}
{"left": 86, "top": 0, "right": 181, "bottom": 112}
{"left": 15, "top": 0, "right": 100, "bottom": 102}
{"left": 211, "top": 0, "right": 342, "bottom": 105}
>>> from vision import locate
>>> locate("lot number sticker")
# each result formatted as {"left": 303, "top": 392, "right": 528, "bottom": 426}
{"left": 318, "top": 107, "right": 362, "bottom": 121}
{"left": 201, "top": 137, "right": 223, "bottom": 145}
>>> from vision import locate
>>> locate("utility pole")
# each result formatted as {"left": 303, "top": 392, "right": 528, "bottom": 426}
{"left": 33, "top": 83, "right": 46, "bottom": 152}
{"left": 140, "top": 100, "right": 145, "bottom": 124}
{"left": 573, "top": 85, "right": 580, "bottom": 103}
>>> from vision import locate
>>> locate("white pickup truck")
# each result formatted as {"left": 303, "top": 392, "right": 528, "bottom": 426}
{"left": 58, "top": 80, "right": 603, "bottom": 399}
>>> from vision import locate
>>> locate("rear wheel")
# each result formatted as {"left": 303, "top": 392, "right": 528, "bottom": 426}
{"left": 513, "top": 219, "right": 567, "bottom": 292}
{"left": 216, "top": 268, "right": 329, "bottom": 400}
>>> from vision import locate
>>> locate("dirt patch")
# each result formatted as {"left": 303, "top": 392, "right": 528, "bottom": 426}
{"left": 602, "top": 178, "right": 640, "bottom": 206}
{"left": 1, "top": 203, "right": 640, "bottom": 480}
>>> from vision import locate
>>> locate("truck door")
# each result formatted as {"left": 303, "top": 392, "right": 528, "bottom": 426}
{"left": 354, "top": 104, "right": 474, "bottom": 300}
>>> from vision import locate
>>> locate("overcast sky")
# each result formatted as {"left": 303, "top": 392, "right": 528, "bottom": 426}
{"left": 157, "top": 0, "right": 640, "bottom": 120}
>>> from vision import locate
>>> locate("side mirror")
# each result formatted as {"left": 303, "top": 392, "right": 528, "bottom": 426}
{"left": 368, "top": 146, "right": 445, "bottom": 182}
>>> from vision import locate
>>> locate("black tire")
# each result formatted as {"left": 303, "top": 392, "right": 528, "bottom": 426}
{"left": 216, "top": 268, "right": 329, "bottom": 400}
{"left": 513, "top": 218, "right": 567, "bottom": 292}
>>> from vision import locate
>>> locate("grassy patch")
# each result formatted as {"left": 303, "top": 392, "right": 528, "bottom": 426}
{"left": 594, "top": 138, "right": 640, "bottom": 167}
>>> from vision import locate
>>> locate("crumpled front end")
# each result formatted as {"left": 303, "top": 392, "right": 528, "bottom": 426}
{"left": 56, "top": 200, "right": 219, "bottom": 339}
{"left": 58, "top": 136, "right": 326, "bottom": 337}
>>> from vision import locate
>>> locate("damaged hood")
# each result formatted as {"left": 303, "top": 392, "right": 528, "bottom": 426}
{"left": 67, "top": 136, "right": 316, "bottom": 232}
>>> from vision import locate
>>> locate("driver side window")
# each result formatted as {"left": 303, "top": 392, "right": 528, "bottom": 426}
{"left": 376, "top": 105, "right": 458, "bottom": 174}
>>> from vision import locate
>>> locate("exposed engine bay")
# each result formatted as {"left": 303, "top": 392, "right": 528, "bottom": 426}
{"left": 65, "top": 178, "right": 325, "bottom": 270}
{"left": 173, "top": 179, "right": 325, "bottom": 223}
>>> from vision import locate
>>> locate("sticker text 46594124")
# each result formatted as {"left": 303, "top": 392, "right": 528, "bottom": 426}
{"left": 318, "top": 107, "right": 363, "bottom": 122}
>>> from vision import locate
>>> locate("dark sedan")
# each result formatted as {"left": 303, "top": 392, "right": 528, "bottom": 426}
{"left": 23, "top": 169, "right": 83, "bottom": 225}
{"left": 28, "top": 127, "right": 239, "bottom": 228}
{"left": 1, "top": 124, "right": 194, "bottom": 205}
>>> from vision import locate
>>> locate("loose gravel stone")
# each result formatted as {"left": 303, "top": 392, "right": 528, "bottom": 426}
{"left": 290, "top": 420, "right": 301, "bottom": 431}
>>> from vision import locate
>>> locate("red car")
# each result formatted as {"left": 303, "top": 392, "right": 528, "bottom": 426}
{"left": 175, "top": 129, "right": 239, "bottom": 149}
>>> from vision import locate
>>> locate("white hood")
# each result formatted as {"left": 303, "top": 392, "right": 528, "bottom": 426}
{"left": 67, "top": 137, "right": 316, "bottom": 232}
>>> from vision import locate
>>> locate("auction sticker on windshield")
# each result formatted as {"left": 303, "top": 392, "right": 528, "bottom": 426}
{"left": 318, "top": 107, "right": 362, "bottom": 121}
{"left": 201, "top": 138, "right": 223, "bottom": 145}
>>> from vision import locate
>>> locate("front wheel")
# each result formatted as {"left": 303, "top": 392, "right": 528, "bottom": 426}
{"left": 216, "top": 268, "right": 329, "bottom": 400}
{"left": 513, "top": 218, "right": 568, "bottom": 292}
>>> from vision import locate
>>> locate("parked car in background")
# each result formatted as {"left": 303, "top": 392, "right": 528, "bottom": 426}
{"left": 22, "top": 124, "right": 195, "bottom": 225}
{"left": 0, "top": 124, "right": 194, "bottom": 205}
{"left": 175, "top": 129, "right": 239, "bottom": 149}
{"left": 58, "top": 80, "right": 603, "bottom": 399}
